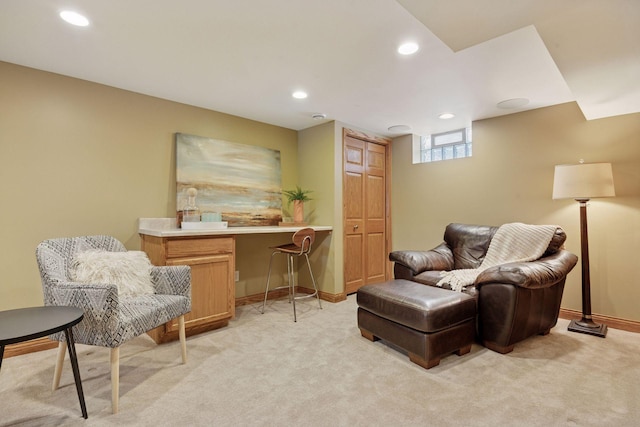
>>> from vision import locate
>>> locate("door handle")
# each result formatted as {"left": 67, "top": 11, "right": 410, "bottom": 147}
{"left": 353, "top": 225, "right": 359, "bottom": 230}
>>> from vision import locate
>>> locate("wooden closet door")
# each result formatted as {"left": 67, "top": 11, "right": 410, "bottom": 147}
{"left": 343, "top": 133, "right": 389, "bottom": 294}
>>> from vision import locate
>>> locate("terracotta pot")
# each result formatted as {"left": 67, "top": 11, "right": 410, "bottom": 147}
{"left": 293, "top": 200, "right": 304, "bottom": 223}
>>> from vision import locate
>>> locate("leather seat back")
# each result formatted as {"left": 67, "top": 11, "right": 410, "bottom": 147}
{"left": 444, "top": 224, "right": 497, "bottom": 270}
{"left": 444, "top": 223, "right": 567, "bottom": 270}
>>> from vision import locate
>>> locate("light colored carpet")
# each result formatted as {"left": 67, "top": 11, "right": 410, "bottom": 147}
{"left": 1, "top": 294, "right": 639, "bottom": 426}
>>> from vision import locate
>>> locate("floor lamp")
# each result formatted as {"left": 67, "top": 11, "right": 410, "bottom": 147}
{"left": 552, "top": 161, "right": 615, "bottom": 338}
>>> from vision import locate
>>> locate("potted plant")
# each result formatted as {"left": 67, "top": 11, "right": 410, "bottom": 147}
{"left": 283, "top": 186, "right": 313, "bottom": 223}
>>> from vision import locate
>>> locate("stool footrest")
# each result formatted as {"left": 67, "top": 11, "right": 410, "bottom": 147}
{"left": 357, "top": 279, "right": 476, "bottom": 369}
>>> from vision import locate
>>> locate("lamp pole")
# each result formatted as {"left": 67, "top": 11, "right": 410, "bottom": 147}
{"left": 568, "top": 198, "right": 607, "bottom": 337}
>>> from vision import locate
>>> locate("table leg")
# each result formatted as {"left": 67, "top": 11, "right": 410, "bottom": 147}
{"left": 64, "top": 327, "right": 88, "bottom": 419}
{"left": 0, "top": 345, "right": 4, "bottom": 370}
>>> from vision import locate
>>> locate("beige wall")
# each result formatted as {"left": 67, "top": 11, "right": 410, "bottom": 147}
{"left": 3, "top": 60, "right": 639, "bottom": 322}
{"left": 0, "top": 61, "right": 301, "bottom": 310}
{"left": 391, "top": 102, "right": 640, "bottom": 321}
{"left": 297, "top": 122, "right": 339, "bottom": 294}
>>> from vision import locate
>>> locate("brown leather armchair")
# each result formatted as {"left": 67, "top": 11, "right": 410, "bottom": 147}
{"left": 389, "top": 223, "right": 578, "bottom": 353}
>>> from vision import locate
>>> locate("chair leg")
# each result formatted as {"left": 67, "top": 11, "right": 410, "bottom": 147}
{"left": 288, "top": 254, "right": 297, "bottom": 322}
{"left": 110, "top": 347, "right": 120, "bottom": 414}
{"left": 262, "top": 251, "right": 278, "bottom": 314}
{"left": 179, "top": 315, "right": 187, "bottom": 364}
{"left": 52, "top": 341, "right": 67, "bottom": 391}
{"left": 304, "top": 253, "right": 322, "bottom": 310}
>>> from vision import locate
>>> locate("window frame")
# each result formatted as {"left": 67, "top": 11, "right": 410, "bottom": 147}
{"left": 418, "top": 127, "right": 472, "bottom": 163}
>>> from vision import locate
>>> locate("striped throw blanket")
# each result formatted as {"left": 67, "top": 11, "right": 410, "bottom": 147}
{"left": 436, "top": 222, "right": 557, "bottom": 292}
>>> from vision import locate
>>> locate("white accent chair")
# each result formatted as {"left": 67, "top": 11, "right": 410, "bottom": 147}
{"left": 36, "top": 235, "right": 191, "bottom": 413}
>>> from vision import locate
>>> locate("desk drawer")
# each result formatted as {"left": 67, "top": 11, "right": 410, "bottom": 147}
{"left": 166, "top": 237, "right": 233, "bottom": 258}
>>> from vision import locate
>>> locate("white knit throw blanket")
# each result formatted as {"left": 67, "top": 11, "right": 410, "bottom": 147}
{"left": 436, "top": 222, "right": 558, "bottom": 292}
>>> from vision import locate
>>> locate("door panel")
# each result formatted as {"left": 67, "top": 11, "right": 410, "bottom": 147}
{"left": 367, "top": 174, "right": 385, "bottom": 219}
{"left": 366, "top": 232, "right": 386, "bottom": 283}
{"left": 367, "top": 146, "right": 385, "bottom": 172}
{"left": 345, "top": 171, "right": 363, "bottom": 219}
{"left": 345, "top": 143, "right": 364, "bottom": 166}
{"left": 166, "top": 254, "right": 233, "bottom": 331}
{"left": 344, "top": 234, "right": 364, "bottom": 292}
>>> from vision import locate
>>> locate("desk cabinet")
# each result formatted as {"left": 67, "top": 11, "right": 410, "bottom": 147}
{"left": 140, "top": 234, "right": 235, "bottom": 343}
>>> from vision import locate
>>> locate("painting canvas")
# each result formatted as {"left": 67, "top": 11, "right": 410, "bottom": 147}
{"left": 176, "top": 133, "right": 282, "bottom": 226}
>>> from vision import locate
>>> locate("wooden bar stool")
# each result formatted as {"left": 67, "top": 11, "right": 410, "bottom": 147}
{"left": 261, "top": 228, "right": 322, "bottom": 321}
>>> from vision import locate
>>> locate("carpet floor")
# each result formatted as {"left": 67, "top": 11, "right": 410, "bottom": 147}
{"left": 1, "top": 294, "right": 639, "bottom": 426}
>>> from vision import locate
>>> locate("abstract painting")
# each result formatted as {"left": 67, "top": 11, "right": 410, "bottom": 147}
{"left": 176, "top": 133, "right": 282, "bottom": 226}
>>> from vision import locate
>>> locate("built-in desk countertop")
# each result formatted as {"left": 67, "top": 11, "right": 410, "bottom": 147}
{"left": 138, "top": 218, "right": 332, "bottom": 238}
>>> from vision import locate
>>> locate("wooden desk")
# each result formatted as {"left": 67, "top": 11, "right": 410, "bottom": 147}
{"left": 0, "top": 306, "right": 87, "bottom": 419}
{"left": 139, "top": 219, "right": 332, "bottom": 342}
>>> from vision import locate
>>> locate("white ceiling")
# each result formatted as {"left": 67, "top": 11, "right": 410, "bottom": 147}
{"left": 1, "top": 0, "right": 638, "bottom": 138}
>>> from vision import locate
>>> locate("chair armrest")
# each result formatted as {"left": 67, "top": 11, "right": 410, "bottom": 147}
{"left": 476, "top": 250, "right": 578, "bottom": 289}
{"left": 389, "top": 243, "right": 454, "bottom": 275}
{"left": 48, "top": 281, "right": 119, "bottom": 306}
{"left": 151, "top": 265, "right": 191, "bottom": 298}
{"left": 47, "top": 281, "right": 120, "bottom": 331}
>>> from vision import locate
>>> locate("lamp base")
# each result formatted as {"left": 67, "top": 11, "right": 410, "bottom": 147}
{"left": 568, "top": 318, "right": 607, "bottom": 338}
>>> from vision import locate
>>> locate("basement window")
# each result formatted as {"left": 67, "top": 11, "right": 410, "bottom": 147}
{"left": 415, "top": 127, "right": 472, "bottom": 163}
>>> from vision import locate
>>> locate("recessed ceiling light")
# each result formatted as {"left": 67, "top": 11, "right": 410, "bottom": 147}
{"left": 60, "top": 10, "right": 90, "bottom": 27}
{"left": 398, "top": 42, "right": 419, "bottom": 55}
{"left": 387, "top": 125, "right": 412, "bottom": 133}
{"left": 497, "top": 98, "right": 529, "bottom": 109}
{"left": 292, "top": 91, "right": 308, "bottom": 99}
{"left": 438, "top": 113, "right": 455, "bottom": 119}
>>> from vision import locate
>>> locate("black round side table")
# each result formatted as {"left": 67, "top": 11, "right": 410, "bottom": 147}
{"left": 0, "top": 306, "right": 87, "bottom": 419}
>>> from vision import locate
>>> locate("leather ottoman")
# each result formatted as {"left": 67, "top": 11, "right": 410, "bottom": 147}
{"left": 357, "top": 279, "right": 476, "bottom": 369}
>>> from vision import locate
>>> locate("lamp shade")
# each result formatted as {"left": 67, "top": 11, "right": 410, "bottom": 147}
{"left": 552, "top": 162, "right": 615, "bottom": 200}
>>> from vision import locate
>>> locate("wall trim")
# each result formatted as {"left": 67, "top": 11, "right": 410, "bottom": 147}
{"left": 559, "top": 309, "right": 640, "bottom": 333}
{"left": 235, "top": 288, "right": 347, "bottom": 307}
{"left": 3, "top": 337, "right": 58, "bottom": 359}
{"left": 7, "top": 305, "right": 636, "bottom": 359}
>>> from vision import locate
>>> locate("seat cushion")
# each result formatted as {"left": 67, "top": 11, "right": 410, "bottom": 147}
{"left": 115, "top": 294, "right": 191, "bottom": 345}
{"left": 356, "top": 279, "right": 476, "bottom": 333}
{"left": 412, "top": 270, "right": 445, "bottom": 287}
{"left": 61, "top": 294, "right": 191, "bottom": 348}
